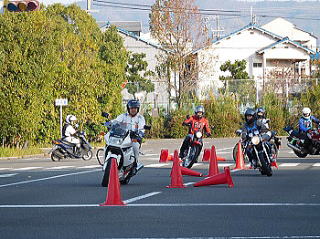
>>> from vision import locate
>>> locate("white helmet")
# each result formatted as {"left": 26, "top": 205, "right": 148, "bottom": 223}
{"left": 66, "top": 115, "right": 77, "bottom": 124}
{"left": 302, "top": 107, "right": 311, "bottom": 119}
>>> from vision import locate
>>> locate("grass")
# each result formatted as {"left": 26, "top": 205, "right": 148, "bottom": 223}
{"left": 0, "top": 147, "right": 44, "bottom": 158}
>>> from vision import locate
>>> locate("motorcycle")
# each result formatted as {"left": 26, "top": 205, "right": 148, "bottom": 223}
{"left": 233, "top": 129, "right": 281, "bottom": 163}
{"left": 236, "top": 129, "right": 273, "bottom": 176}
{"left": 100, "top": 116, "right": 151, "bottom": 187}
{"left": 181, "top": 124, "right": 204, "bottom": 169}
{"left": 50, "top": 131, "right": 93, "bottom": 161}
{"left": 285, "top": 125, "right": 320, "bottom": 158}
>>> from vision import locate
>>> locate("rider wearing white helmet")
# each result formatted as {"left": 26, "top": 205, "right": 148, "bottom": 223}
{"left": 299, "top": 107, "right": 320, "bottom": 133}
{"left": 63, "top": 115, "right": 81, "bottom": 154}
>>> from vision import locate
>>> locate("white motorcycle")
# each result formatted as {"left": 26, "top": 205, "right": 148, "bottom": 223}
{"left": 99, "top": 118, "right": 150, "bottom": 187}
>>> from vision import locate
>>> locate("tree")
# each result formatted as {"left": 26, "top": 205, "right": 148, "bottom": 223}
{"left": 219, "top": 60, "right": 255, "bottom": 105}
{"left": 150, "top": 0, "right": 210, "bottom": 108}
{"left": 126, "top": 53, "right": 154, "bottom": 95}
{"left": 0, "top": 4, "right": 127, "bottom": 146}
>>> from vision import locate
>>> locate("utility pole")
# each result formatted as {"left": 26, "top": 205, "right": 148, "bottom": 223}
{"left": 250, "top": 6, "right": 257, "bottom": 25}
{"left": 86, "top": 0, "right": 99, "bottom": 14}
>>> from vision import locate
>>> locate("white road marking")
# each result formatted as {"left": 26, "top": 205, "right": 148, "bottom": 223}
{"left": 0, "top": 169, "right": 100, "bottom": 188}
{"left": 192, "top": 163, "right": 203, "bottom": 167}
{"left": 216, "top": 147, "right": 234, "bottom": 152}
{"left": 0, "top": 168, "right": 12, "bottom": 171}
{"left": 77, "top": 165, "right": 101, "bottom": 169}
{"left": 218, "top": 163, "right": 233, "bottom": 167}
{"left": 0, "top": 173, "right": 17, "bottom": 178}
{"left": 141, "top": 154, "right": 159, "bottom": 157}
{"left": 144, "top": 157, "right": 161, "bottom": 161}
{"left": 313, "top": 163, "right": 320, "bottom": 167}
{"left": 145, "top": 163, "right": 168, "bottom": 168}
{"left": 184, "top": 182, "right": 195, "bottom": 186}
{"left": 123, "top": 192, "right": 161, "bottom": 204}
{"left": 47, "top": 166, "right": 75, "bottom": 170}
{"left": 1, "top": 202, "right": 320, "bottom": 208}
{"left": 279, "top": 163, "right": 300, "bottom": 167}
{"left": 13, "top": 167, "right": 43, "bottom": 171}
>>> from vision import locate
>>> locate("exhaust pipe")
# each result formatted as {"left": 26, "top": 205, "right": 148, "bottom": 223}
{"left": 287, "top": 143, "right": 303, "bottom": 154}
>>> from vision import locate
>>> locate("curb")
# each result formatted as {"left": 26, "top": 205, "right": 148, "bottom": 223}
{"left": 0, "top": 153, "right": 49, "bottom": 161}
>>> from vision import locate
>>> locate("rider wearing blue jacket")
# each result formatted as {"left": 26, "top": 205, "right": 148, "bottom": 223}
{"left": 298, "top": 107, "right": 320, "bottom": 132}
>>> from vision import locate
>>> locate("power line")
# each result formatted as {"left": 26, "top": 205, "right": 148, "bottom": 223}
{"left": 92, "top": 0, "right": 320, "bottom": 21}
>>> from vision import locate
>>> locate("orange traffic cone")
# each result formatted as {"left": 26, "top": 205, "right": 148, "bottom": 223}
{"left": 100, "top": 158, "right": 125, "bottom": 206}
{"left": 159, "top": 149, "right": 169, "bottom": 162}
{"left": 167, "top": 154, "right": 174, "bottom": 161}
{"left": 202, "top": 148, "right": 211, "bottom": 162}
{"left": 180, "top": 166, "right": 203, "bottom": 177}
{"left": 167, "top": 150, "right": 185, "bottom": 188}
{"left": 194, "top": 167, "right": 234, "bottom": 188}
{"left": 207, "top": 145, "right": 220, "bottom": 176}
{"left": 234, "top": 142, "right": 247, "bottom": 170}
{"left": 217, "top": 156, "right": 226, "bottom": 161}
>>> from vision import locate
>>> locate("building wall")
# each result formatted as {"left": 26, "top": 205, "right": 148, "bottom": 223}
{"left": 119, "top": 32, "right": 170, "bottom": 108}
{"left": 196, "top": 28, "right": 311, "bottom": 98}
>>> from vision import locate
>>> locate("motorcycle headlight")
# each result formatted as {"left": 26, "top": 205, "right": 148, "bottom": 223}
{"left": 109, "top": 137, "right": 123, "bottom": 145}
{"left": 251, "top": 136, "right": 260, "bottom": 145}
{"left": 195, "top": 131, "right": 202, "bottom": 138}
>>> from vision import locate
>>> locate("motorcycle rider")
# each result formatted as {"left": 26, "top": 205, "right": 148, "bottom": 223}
{"left": 241, "top": 108, "right": 274, "bottom": 168}
{"left": 284, "top": 107, "right": 320, "bottom": 153}
{"left": 256, "top": 107, "right": 269, "bottom": 129}
{"left": 62, "top": 115, "right": 81, "bottom": 155}
{"left": 179, "top": 105, "right": 212, "bottom": 159}
{"left": 113, "top": 99, "right": 145, "bottom": 170}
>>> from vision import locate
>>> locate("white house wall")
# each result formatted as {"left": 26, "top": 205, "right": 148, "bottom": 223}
{"left": 197, "top": 28, "right": 278, "bottom": 97}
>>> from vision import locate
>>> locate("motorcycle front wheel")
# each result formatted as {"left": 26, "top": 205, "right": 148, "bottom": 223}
{"left": 96, "top": 148, "right": 105, "bottom": 166}
{"left": 101, "top": 158, "right": 112, "bottom": 187}
{"left": 259, "top": 154, "right": 272, "bottom": 177}
{"left": 183, "top": 146, "right": 200, "bottom": 169}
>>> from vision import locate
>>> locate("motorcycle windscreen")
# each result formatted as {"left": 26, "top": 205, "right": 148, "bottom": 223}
{"left": 109, "top": 121, "right": 129, "bottom": 138}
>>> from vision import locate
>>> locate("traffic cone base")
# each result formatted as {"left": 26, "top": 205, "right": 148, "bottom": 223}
{"left": 202, "top": 148, "right": 211, "bottom": 162}
{"left": 194, "top": 167, "right": 234, "bottom": 188}
{"left": 100, "top": 158, "right": 125, "bottom": 206}
{"left": 180, "top": 166, "right": 203, "bottom": 177}
{"left": 271, "top": 161, "right": 278, "bottom": 169}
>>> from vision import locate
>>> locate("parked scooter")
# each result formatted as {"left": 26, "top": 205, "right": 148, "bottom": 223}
{"left": 50, "top": 131, "right": 93, "bottom": 161}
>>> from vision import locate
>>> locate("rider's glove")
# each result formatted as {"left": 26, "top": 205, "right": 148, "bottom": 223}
{"left": 205, "top": 132, "right": 212, "bottom": 137}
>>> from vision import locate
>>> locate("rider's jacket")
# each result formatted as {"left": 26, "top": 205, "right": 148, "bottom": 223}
{"left": 241, "top": 120, "right": 270, "bottom": 141}
{"left": 62, "top": 124, "right": 77, "bottom": 138}
{"left": 298, "top": 116, "right": 320, "bottom": 133}
{"left": 114, "top": 113, "right": 146, "bottom": 137}
{"left": 183, "top": 115, "right": 211, "bottom": 135}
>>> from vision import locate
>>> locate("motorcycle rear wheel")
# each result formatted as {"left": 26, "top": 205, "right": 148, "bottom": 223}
{"left": 294, "top": 151, "right": 308, "bottom": 158}
{"left": 51, "top": 149, "right": 62, "bottom": 162}
{"left": 82, "top": 149, "right": 92, "bottom": 161}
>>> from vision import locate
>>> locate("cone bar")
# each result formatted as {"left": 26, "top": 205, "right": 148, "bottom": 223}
{"left": 207, "top": 145, "right": 220, "bottom": 176}
{"left": 100, "top": 158, "right": 125, "bottom": 206}
{"left": 180, "top": 166, "right": 203, "bottom": 177}
{"left": 194, "top": 167, "right": 234, "bottom": 188}
{"left": 166, "top": 150, "right": 185, "bottom": 188}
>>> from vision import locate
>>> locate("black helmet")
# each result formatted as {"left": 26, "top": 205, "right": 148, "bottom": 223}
{"left": 127, "top": 99, "right": 140, "bottom": 113}
{"left": 244, "top": 108, "right": 255, "bottom": 124}
{"left": 256, "top": 107, "right": 266, "bottom": 119}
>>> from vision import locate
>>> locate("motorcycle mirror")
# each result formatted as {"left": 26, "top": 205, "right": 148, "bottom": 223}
{"left": 236, "top": 129, "right": 242, "bottom": 135}
{"left": 101, "top": 112, "right": 109, "bottom": 118}
{"left": 144, "top": 125, "right": 151, "bottom": 130}
{"left": 210, "top": 125, "right": 215, "bottom": 130}
{"left": 186, "top": 115, "right": 190, "bottom": 119}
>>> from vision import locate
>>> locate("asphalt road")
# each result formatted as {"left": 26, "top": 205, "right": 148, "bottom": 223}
{"left": 0, "top": 138, "right": 320, "bottom": 239}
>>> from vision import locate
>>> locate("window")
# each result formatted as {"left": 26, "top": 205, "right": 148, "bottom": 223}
{"left": 253, "top": 63, "right": 262, "bottom": 68}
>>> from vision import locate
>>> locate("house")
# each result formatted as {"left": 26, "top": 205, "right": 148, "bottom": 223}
{"left": 193, "top": 19, "right": 316, "bottom": 100}
{"left": 100, "top": 22, "right": 171, "bottom": 112}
